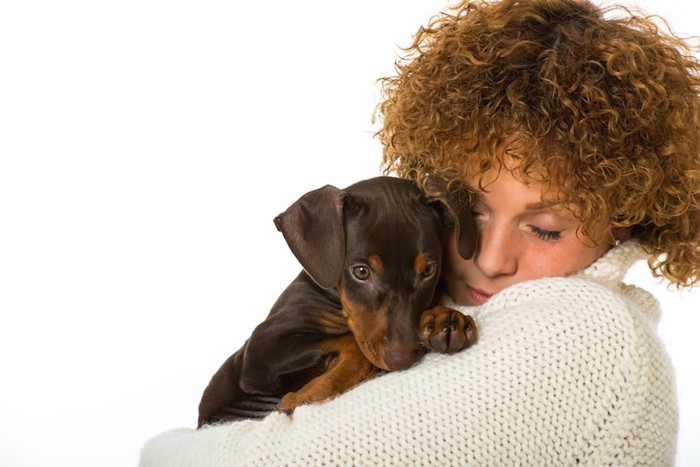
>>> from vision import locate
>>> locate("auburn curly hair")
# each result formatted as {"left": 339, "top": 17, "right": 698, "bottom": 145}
{"left": 377, "top": 0, "right": 700, "bottom": 287}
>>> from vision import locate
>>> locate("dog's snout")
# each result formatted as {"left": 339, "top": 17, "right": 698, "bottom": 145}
{"left": 382, "top": 343, "right": 422, "bottom": 371}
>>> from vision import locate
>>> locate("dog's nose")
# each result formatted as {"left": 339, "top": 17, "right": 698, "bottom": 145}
{"left": 382, "top": 344, "right": 422, "bottom": 370}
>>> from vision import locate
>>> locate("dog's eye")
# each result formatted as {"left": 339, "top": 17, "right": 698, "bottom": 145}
{"left": 422, "top": 262, "right": 438, "bottom": 279}
{"left": 351, "top": 265, "right": 371, "bottom": 281}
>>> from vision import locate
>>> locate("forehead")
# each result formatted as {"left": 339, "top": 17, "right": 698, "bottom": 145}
{"left": 343, "top": 206, "right": 443, "bottom": 267}
{"left": 465, "top": 153, "right": 565, "bottom": 205}
{"left": 464, "top": 160, "right": 589, "bottom": 223}
{"left": 341, "top": 178, "right": 446, "bottom": 262}
{"left": 344, "top": 212, "right": 442, "bottom": 251}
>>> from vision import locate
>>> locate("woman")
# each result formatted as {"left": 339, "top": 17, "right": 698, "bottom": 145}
{"left": 378, "top": 0, "right": 698, "bottom": 292}
{"left": 141, "top": 0, "right": 699, "bottom": 464}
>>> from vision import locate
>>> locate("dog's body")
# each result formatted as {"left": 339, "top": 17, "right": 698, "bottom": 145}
{"left": 198, "top": 177, "right": 478, "bottom": 427}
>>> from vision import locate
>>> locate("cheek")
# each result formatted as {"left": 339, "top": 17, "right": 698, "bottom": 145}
{"left": 520, "top": 239, "right": 609, "bottom": 278}
{"left": 566, "top": 241, "right": 610, "bottom": 273}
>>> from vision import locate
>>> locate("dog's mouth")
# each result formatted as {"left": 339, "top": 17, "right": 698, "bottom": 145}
{"left": 342, "top": 298, "right": 424, "bottom": 371}
{"left": 360, "top": 340, "right": 423, "bottom": 371}
{"left": 382, "top": 343, "right": 423, "bottom": 371}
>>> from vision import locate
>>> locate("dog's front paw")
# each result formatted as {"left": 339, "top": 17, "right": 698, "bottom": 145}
{"left": 276, "top": 392, "right": 306, "bottom": 415}
{"left": 418, "top": 305, "right": 477, "bottom": 353}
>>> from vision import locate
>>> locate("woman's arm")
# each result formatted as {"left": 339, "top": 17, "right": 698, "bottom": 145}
{"left": 140, "top": 276, "right": 676, "bottom": 466}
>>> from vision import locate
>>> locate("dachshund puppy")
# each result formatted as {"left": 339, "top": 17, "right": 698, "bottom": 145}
{"left": 198, "top": 176, "right": 478, "bottom": 427}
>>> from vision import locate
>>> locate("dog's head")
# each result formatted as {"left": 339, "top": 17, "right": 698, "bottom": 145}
{"left": 274, "top": 176, "right": 476, "bottom": 371}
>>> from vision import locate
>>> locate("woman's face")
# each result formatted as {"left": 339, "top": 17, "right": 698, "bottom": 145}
{"left": 443, "top": 160, "right": 611, "bottom": 307}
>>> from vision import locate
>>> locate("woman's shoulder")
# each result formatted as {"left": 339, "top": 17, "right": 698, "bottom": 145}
{"left": 448, "top": 272, "right": 671, "bottom": 405}
{"left": 446, "top": 241, "right": 669, "bottom": 394}
{"left": 469, "top": 273, "right": 656, "bottom": 339}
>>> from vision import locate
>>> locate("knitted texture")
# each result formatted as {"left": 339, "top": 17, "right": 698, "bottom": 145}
{"left": 140, "top": 240, "right": 677, "bottom": 466}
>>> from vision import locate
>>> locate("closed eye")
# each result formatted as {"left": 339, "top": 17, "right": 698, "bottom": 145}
{"left": 529, "top": 225, "right": 561, "bottom": 241}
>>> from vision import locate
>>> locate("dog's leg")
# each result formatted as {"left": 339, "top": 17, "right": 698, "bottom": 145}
{"left": 276, "top": 334, "right": 377, "bottom": 413}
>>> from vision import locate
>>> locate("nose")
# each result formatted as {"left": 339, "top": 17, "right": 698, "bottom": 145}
{"left": 382, "top": 343, "right": 423, "bottom": 371}
{"left": 474, "top": 223, "right": 517, "bottom": 278}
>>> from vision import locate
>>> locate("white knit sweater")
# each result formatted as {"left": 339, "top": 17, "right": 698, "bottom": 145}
{"left": 140, "top": 240, "right": 677, "bottom": 466}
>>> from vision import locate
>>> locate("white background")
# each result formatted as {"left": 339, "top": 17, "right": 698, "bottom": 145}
{"left": 1, "top": 1, "right": 698, "bottom": 466}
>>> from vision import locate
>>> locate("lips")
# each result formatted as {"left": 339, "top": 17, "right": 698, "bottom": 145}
{"left": 466, "top": 286, "right": 493, "bottom": 305}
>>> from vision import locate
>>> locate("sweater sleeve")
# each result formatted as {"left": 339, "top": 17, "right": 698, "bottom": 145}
{"left": 140, "top": 276, "right": 677, "bottom": 466}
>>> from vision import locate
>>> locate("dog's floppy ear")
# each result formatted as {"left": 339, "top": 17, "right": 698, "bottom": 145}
{"left": 424, "top": 177, "right": 477, "bottom": 260}
{"left": 274, "top": 185, "right": 346, "bottom": 289}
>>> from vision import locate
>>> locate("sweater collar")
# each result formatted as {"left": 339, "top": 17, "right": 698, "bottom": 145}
{"left": 575, "top": 239, "right": 650, "bottom": 285}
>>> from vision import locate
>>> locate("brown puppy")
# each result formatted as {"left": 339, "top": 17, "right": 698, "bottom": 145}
{"left": 198, "top": 176, "right": 478, "bottom": 427}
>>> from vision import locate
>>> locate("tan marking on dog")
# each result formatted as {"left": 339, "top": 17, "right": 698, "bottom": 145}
{"left": 277, "top": 334, "right": 377, "bottom": 412}
{"left": 414, "top": 252, "right": 427, "bottom": 275}
{"left": 337, "top": 285, "right": 390, "bottom": 370}
{"left": 368, "top": 254, "right": 385, "bottom": 275}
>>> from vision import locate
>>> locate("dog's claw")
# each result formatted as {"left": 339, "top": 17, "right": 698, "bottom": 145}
{"left": 418, "top": 305, "right": 478, "bottom": 353}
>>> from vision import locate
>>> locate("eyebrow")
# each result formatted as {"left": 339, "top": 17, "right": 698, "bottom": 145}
{"left": 525, "top": 200, "right": 561, "bottom": 210}
{"left": 471, "top": 193, "right": 562, "bottom": 211}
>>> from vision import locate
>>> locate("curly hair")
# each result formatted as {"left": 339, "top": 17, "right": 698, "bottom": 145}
{"left": 377, "top": 0, "right": 700, "bottom": 287}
